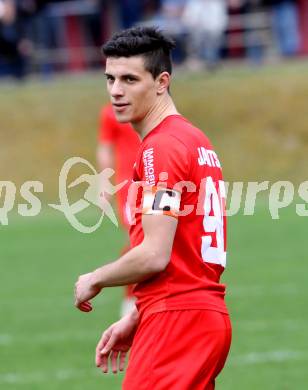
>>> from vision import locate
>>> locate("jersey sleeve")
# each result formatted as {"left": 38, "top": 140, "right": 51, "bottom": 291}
{"left": 98, "top": 105, "right": 116, "bottom": 144}
{"left": 137, "top": 134, "right": 190, "bottom": 189}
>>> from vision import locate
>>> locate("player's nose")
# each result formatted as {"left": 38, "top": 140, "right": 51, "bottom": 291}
{"left": 110, "top": 80, "right": 124, "bottom": 97}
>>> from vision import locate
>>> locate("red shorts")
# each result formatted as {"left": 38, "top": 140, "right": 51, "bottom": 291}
{"left": 123, "top": 310, "right": 232, "bottom": 390}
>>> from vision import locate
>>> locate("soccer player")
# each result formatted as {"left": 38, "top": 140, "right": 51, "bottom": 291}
{"left": 74, "top": 26, "right": 231, "bottom": 389}
{"left": 97, "top": 103, "right": 141, "bottom": 316}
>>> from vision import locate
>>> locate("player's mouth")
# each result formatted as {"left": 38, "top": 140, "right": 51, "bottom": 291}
{"left": 113, "top": 103, "right": 130, "bottom": 112}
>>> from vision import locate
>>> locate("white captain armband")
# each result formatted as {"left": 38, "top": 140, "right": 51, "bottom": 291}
{"left": 142, "top": 187, "right": 181, "bottom": 218}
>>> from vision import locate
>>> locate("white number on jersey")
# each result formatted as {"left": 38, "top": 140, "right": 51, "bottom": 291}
{"left": 201, "top": 177, "right": 226, "bottom": 267}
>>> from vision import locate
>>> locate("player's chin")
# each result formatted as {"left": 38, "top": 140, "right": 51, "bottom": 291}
{"left": 115, "top": 113, "right": 131, "bottom": 123}
{"left": 114, "top": 107, "right": 133, "bottom": 123}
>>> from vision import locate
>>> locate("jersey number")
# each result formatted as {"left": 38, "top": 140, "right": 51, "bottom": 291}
{"left": 201, "top": 177, "right": 226, "bottom": 267}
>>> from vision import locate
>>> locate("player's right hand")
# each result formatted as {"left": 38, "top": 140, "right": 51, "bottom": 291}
{"left": 95, "top": 312, "right": 138, "bottom": 374}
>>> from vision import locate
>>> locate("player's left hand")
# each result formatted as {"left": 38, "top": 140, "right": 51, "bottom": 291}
{"left": 96, "top": 312, "right": 137, "bottom": 374}
{"left": 74, "top": 272, "right": 102, "bottom": 312}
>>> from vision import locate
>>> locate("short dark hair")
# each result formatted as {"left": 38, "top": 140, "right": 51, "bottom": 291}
{"left": 102, "top": 26, "right": 176, "bottom": 79}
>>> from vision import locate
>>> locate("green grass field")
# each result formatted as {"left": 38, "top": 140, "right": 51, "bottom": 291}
{"left": 1, "top": 203, "right": 307, "bottom": 389}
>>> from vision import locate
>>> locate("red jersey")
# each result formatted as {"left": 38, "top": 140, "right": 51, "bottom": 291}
{"left": 129, "top": 115, "right": 228, "bottom": 318}
{"left": 98, "top": 104, "right": 141, "bottom": 225}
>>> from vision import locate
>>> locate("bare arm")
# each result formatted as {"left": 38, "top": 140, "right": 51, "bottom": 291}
{"left": 97, "top": 143, "right": 115, "bottom": 204}
{"left": 97, "top": 143, "right": 114, "bottom": 172}
{"left": 94, "top": 214, "right": 177, "bottom": 286}
{"left": 74, "top": 214, "right": 178, "bottom": 309}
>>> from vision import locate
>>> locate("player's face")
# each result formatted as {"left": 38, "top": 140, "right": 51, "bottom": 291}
{"left": 105, "top": 56, "right": 158, "bottom": 124}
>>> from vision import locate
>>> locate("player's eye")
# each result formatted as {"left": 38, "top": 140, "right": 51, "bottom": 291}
{"left": 106, "top": 75, "right": 115, "bottom": 83}
{"left": 125, "top": 76, "right": 137, "bottom": 83}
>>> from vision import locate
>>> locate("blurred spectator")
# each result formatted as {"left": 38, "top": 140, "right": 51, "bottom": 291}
{"left": 182, "top": 0, "right": 228, "bottom": 70}
{"left": 160, "top": 0, "right": 187, "bottom": 63}
{"left": 29, "top": 0, "right": 69, "bottom": 77}
{"left": 0, "top": 0, "right": 16, "bottom": 65}
{"left": 265, "top": 0, "right": 300, "bottom": 57}
{"left": 143, "top": 0, "right": 162, "bottom": 16}
{"left": 1, "top": 0, "right": 304, "bottom": 80}
{"left": 142, "top": 0, "right": 187, "bottom": 63}
{"left": 118, "top": 0, "right": 143, "bottom": 28}
{"left": 0, "top": 0, "right": 15, "bottom": 23}
{"left": 0, "top": 0, "right": 62, "bottom": 79}
{"left": 82, "top": 0, "right": 103, "bottom": 51}
{"left": 226, "top": 0, "right": 247, "bottom": 58}
{"left": 0, "top": 0, "right": 30, "bottom": 78}
{"left": 297, "top": 0, "right": 308, "bottom": 55}
{"left": 244, "top": 0, "right": 267, "bottom": 64}
{"left": 58, "top": 0, "right": 104, "bottom": 71}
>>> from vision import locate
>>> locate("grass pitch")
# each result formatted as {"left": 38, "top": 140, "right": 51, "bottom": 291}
{"left": 0, "top": 204, "right": 307, "bottom": 389}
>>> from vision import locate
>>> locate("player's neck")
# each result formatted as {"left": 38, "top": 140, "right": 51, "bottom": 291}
{"left": 133, "top": 95, "right": 179, "bottom": 139}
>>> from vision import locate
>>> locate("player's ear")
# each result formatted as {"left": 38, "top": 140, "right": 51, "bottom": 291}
{"left": 156, "top": 72, "right": 170, "bottom": 95}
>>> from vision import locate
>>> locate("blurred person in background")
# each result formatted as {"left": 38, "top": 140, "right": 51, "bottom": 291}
{"left": 182, "top": 0, "right": 228, "bottom": 70}
{"left": 0, "top": 0, "right": 21, "bottom": 77}
{"left": 141, "top": 0, "right": 187, "bottom": 64}
{"left": 297, "top": 0, "right": 308, "bottom": 55}
{"left": 118, "top": 0, "right": 143, "bottom": 28}
{"left": 28, "top": 0, "right": 63, "bottom": 77}
{"left": 62, "top": 0, "right": 105, "bottom": 71}
{"left": 226, "top": 0, "right": 247, "bottom": 58}
{"left": 97, "top": 103, "right": 141, "bottom": 316}
{"left": 265, "top": 0, "right": 300, "bottom": 57}
{"left": 0, "top": 0, "right": 16, "bottom": 67}
{"left": 0, "top": 0, "right": 14, "bottom": 24}
{"left": 244, "top": 0, "right": 267, "bottom": 64}
{"left": 82, "top": 0, "right": 104, "bottom": 68}
{"left": 0, "top": 0, "right": 60, "bottom": 79}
